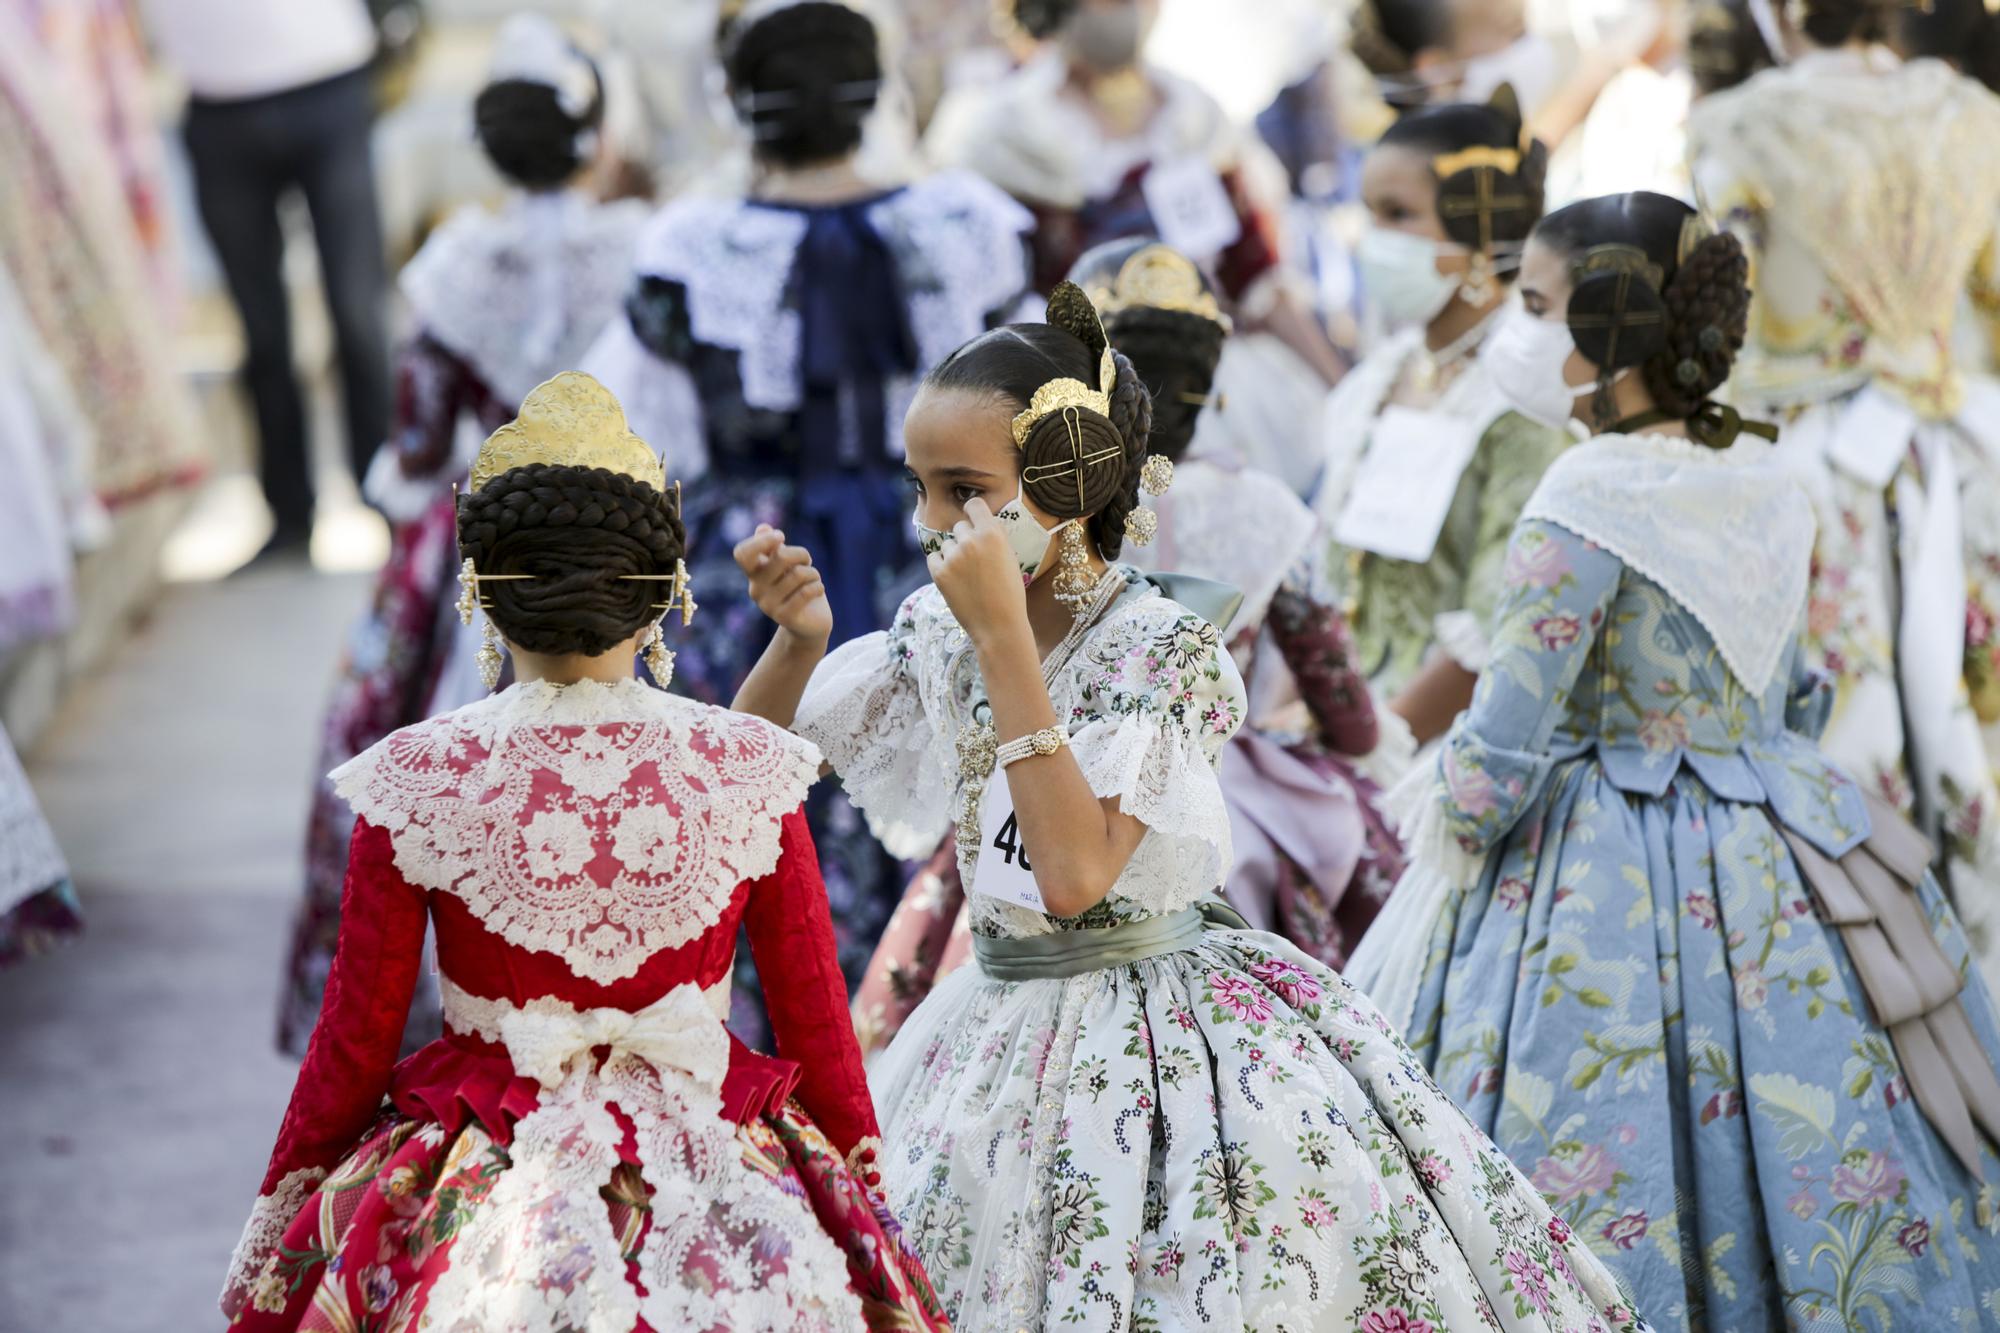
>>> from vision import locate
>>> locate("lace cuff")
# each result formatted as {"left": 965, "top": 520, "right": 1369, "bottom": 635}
{"left": 1069, "top": 711, "right": 1234, "bottom": 914}
{"left": 219, "top": 1166, "right": 325, "bottom": 1319}
{"left": 794, "top": 630, "right": 950, "bottom": 859}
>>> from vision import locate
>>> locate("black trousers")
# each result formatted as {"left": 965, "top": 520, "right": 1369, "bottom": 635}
{"left": 184, "top": 66, "right": 390, "bottom": 539}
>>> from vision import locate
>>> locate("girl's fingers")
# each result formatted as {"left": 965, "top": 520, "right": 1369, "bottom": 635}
{"left": 926, "top": 550, "right": 946, "bottom": 581}
{"left": 768, "top": 565, "right": 819, "bottom": 603}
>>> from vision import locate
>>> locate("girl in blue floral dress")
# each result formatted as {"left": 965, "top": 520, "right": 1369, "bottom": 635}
{"left": 1351, "top": 190, "right": 2000, "bottom": 1331}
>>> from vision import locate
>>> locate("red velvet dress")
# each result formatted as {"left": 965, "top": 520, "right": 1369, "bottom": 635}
{"left": 221, "top": 678, "right": 947, "bottom": 1332}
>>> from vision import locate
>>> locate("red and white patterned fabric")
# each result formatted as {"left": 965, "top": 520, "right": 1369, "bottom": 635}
{"left": 224, "top": 679, "right": 946, "bottom": 1332}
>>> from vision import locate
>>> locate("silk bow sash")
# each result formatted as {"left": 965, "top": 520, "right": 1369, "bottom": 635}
{"left": 497, "top": 983, "right": 729, "bottom": 1094}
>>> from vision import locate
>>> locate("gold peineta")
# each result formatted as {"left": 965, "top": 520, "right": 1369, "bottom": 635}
{"left": 1084, "top": 245, "right": 1230, "bottom": 332}
{"left": 1431, "top": 144, "right": 1522, "bottom": 179}
{"left": 469, "top": 371, "right": 666, "bottom": 494}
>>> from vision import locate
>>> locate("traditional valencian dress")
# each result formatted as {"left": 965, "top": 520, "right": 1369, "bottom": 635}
{"left": 1313, "top": 326, "right": 1572, "bottom": 700}
{"left": 221, "top": 679, "right": 946, "bottom": 1332}
{"left": 798, "top": 566, "right": 1645, "bottom": 1332}
{"left": 1688, "top": 47, "right": 2000, "bottom": 985}
{"left": 279, "top": 189, "right": 646, "bottom": 1055}
{"left": 583, "top": 170, "right": 1033, "bottom": 1043}
{"left": 1351, "top": 432, "right": 2000, "bottom": 1329}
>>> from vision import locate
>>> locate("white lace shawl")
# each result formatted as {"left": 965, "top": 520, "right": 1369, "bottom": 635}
{"left": 398, "top": 191, "right": 649, "bottom": 407}
{"left": 626, "top": 171, "right": 1033, "bottom": 419}
{"left": 1520, "top": 432, "right": 1815, "bottom": 695}
{"left": 330, "top": 679, "right": 821, "bottom": 984}
{"left": 795, "top": 579, "right": 1245, "bottom": 936}
{"left": 1123, "top": 457, "right": 1317, "bottom": 634}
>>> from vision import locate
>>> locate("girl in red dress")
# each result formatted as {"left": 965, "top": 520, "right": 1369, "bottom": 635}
{"left": 220, "top": 372, "right": 945, "bottom": 1333}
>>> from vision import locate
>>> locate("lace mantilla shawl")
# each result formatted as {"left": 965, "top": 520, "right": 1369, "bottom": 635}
{"left": 627, "top": 171, "right": 1034, "bottom": 417}
{"left": 1520, "top": 432, "right": 1814, "bottom": 695}
{"left": 1124, "top": 457, "right": 1316, "bottom": 634}
{"left": 330, "top": 679, "right": 821, "bottom": 984}
{"left": 796, "top": 573, "right": 1246, "bottom": 937}
{"left": 1689, "top": 54, "right": 2000, "bottom": 354}
{"left": 399, "top": 191, "right": 648, "bottom": 407}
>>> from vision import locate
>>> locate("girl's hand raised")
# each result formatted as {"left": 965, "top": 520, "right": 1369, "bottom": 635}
{"left": 928, "top": 497, "right": 1032, "bottom": 650}
{"left": 735, "top": 525, "right": 832, "bottom": 645}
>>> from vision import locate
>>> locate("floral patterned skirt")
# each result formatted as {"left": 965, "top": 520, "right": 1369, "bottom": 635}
{"left": 873, "top": 926, "right": 1644, "bottom": 1332}
{"left": 228, "top": 1098, "right": 948, "bottom": 1333}
{"left": 1406, "top": 761, "right": 2000, "bottom": 1332}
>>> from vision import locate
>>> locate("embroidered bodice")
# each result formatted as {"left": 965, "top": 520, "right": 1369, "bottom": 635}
{"left": 1313, "top": 330, "right": 1573, "bottom": 693}
{"left": 1689, "top": 51, "right": 2000, "bottom": 415}
{"left": 583, "top": 171, "right": 1033, "bottom": 481}
{"left": 796, "top": 569, "right": 1246, "bottom": 939}
{"left": 235, "top": 679, "right": 879, "bottom": 1262}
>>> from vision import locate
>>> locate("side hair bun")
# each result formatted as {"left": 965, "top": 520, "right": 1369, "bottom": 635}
{"left": 1641, "top": 231, "right": 1751, "bottom": 418}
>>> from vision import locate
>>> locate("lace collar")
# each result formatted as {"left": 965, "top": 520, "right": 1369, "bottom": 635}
{"left": 1520, "top": 432, "right": 1814, "bottom": 694}
{"left": 331, "top": 680, "right": 823, "bottom": 983}
{"left": 399, "top": 191, "right": 647, "bottom": 406}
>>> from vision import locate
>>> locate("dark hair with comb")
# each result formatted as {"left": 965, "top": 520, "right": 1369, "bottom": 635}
{"left": 1378, "top": 86, "right": 1548, "bottom": 279}
{"left": 922, "top": 282, "right": 1156, "bottom": 558}
{"left": 724, "top": 1, "right": 881, "bottom": 168}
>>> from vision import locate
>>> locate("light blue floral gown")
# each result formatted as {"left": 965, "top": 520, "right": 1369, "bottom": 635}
{"left": 1372, "top": 434, "right": 2000, "bottom": 1331}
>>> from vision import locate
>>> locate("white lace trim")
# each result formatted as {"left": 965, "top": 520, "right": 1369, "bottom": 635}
{"left": 331, "top": 680, "right": 821, "bottom": 985}
{"left": 1124, "top": 459, "right": 1316, "bottom": 633}
{"left": 628, "top": 173, "right": 1030, "bottom": 423}
{"left": 1521, "top": 432, "right": 1815, "bottom": 695}
{"left": 441, "top": 974, "right": 732, "bottom": 1041}
{"left": 219, "top": 1166, "right": 325, "bottom": 1316}
{"left": 399, "top": 191, "right": 647, "bottom": 407}
{"left": 421, "top": 985, "right": 861, "bottom": 1333}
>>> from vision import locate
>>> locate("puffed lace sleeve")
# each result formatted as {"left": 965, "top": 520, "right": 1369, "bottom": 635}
{"left": 1063, "top": 599, "right": 1247, "bottom": 913}
{"left": 794, "top": 590, "right": 951, "bottom": 859}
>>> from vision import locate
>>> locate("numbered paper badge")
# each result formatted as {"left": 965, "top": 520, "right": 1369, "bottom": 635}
{"left": 1141, "top": 155, "right": 1243, "bottom": 262}
{"left": 970, "top": 771, "right": 1047, "bottom": 913}
{"left": 1333, "top": 406, "right": 1482, "bottom": 563}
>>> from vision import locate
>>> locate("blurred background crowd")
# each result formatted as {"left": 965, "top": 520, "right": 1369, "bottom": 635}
{"left": 2, "top": 0, "right": 1998, "bottom": 1326}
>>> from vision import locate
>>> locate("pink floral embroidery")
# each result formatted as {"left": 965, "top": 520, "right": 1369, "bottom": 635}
{"left": 1533, "top": 614, "right": 1582, "bottom": 651}
{"left": 1830, "top": 1151, "right": 1905, "bottom": 1206}
{"left": 1495, "top": 876, "right": 1531, "bottom": 912}
{"left": 1600, "top": 1212, "right": 1648, "bottom": 1250}
{"left": 1530, "top": 1145, "right": 1617, "bottom": 1204}
{"left": 1249, "top": 958, "right": 1323, "bottom": 1008}
{"left": 1360, "top": 1312, "right": 1435, "bottom": 1333}
{"left": 1637, "top": 710, "right": 1691, "bottom": 755}
{"left": 1897, "top": 1219, "right": 1931, "bottom": 1256}
{"left": 1208, "top": 971, "right": 1275, "bottom": 1024}
{"left": 1444, "top": 750, "right": 1498, "bottom": 818}
{"left": 1506, "top": 535, "right": 1572, "bottom": 590}
{"left": 1686, "top": 892, "right": 1718, "bottom": 930}
{"left": 1504, "top": 1248, "right": 1553, "bottom": 1316}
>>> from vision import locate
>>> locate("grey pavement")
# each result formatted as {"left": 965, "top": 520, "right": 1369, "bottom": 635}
{"left": 0, "top": 566, "right": 368, "bottom": 1333}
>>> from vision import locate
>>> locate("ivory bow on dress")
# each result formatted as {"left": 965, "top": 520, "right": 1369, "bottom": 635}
{"left": 496, "top": 983, "right": 729, "bottom": 1093}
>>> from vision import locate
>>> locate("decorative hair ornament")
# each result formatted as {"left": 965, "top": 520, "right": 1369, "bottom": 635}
{"left": 1565, "top": 244, "right": 1669, "bottom": 372}
{"left": 1084, "top": 245, "right": 1232, "bottom": 333}
{"left": 470, "top": 372, "right": 665, "bottom": 493}
{"left": 1432, "top": 91, "right": 1537, "bottom": 306}
{"left": 486, "top": 14, "right": 599, "bottom": 120}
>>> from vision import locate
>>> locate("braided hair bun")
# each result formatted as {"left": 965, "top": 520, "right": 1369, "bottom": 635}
{"left": 1379, "top": 86, "right": 1549, "bottom": 275}
{"left": 1067, "top": 237, "right": 1228, "bottom": 463}
{"left": 1643, "top": 232, "right": 1750, "bottom": 417}
{"left": 922, "top": 284, "right": 1156, "bottom": 559}
{"left": 725, "top": 2, "right": 881, "bottom": 168}
{"left": 457, "top": 465, "right": 687, "bottom": 656}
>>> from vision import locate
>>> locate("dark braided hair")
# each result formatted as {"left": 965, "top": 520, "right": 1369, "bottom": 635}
{"left": 724, "top": 2, "right": 881, "bottom": 168}
{"left": 1066, "top": 238, "right": 1228, "bottom": 463}
{"left": 474, "top": 70, "right": 605, "bottom": 190}
{"left": 923, "top": 322, "right": 1156, "bottom": 559}
{"left": 1796, "top": 0, "right": 1899, "bottom": 46}
{"left": 1534, "top": 191, "right": 1752, "bottom": 424}
{"left": 1378, "top": 91, "right": 1549, "bottom": 270}
{"left": 457, "top": 464, "right": 687, "bottom": 656}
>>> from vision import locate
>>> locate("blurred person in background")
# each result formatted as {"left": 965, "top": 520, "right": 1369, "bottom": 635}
{"left": 1689, "top": 0, "right": 2000, "bottom": 985}
{"left": 276, "top": 17, "right": 646, "bottom": 1057}
{"left": 1348, "top": 0, "right": 1562, "bottom": 115}
{"left": 1314, "top": 89, "right": 1569, "bottom": 743}
{"left": 0, "top": 723, "right": 78, "bottom": 967}
{"left": 137, "top": 0, "right": 391, "bottom": 563}
{"left": 584, "top": 0, "right": 1034, "bottom": 1048}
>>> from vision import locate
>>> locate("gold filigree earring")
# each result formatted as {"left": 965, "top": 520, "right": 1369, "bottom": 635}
{"left": 477, "top": 619, "right": 505, "bottom": 692}
{"left": 1051, "top": 521, "right": 1096, "bottom": 613}
{"left": 458, "top": 556, "right": 528, "bottom": 692}
{"left": 642, "top": 619, "right": 674, "bottom": 687}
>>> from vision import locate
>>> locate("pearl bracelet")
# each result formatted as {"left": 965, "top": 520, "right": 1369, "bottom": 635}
{"left": 995, "top": 726, "right": 1068, "bottom": 769}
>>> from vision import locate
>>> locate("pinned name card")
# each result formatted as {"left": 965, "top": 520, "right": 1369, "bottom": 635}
{"left": 1828, "top": 384, "right": 1918, "bottom": 488}
{"left": 1142, "top": 156, "right": 1243, "bottom": 261}
{"left": 1332, "top": 406, "right": 1482, "bottom": 563}
{"left": 970, "top": 772, "right": 1047, "bottom": 913}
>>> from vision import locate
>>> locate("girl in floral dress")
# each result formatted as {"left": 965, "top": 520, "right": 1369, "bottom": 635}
{"left": 1687, "top": 0, "right": 2000, "bottom": 984}
{"left": 278, "top": 17, "right": 647, "bottom": 1054}
{"left": 847, "top": 239, "right": 1404, "bottom": 1057}
{"left": 220, "top": 372, "right": 944, "bottom": 1333}
{"left": 730, "top": 282, "right": 1645, "bottom": 1332}
{"left": 1314, "top": 90, "right": 1571, "bottom": 746}
{"left": 1350, "top": 190, "right": 2000, "bottom": 1330}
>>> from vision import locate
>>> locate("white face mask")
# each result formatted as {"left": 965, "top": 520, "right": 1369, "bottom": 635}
{"left": 1458, "top": 33, "right": 1559, "bottom": 116}
{"left": 1484, "top": 304, "right": 1583, "bottom": 429}
{"left": 1357, "top": 226, "right": 1460, "bottom": 328}
{"left": 914, "top": 488, "right": 1074, "bottom": 583}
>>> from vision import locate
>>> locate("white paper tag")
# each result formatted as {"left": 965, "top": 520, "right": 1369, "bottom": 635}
{"left": 1142, "top": 156, "right": 1243, "bottom": 261}
{"left": 1828, "top": 384, "right": 1918, "bottom": 488}
{"left": 969, "top": 771, "right": 1047, "bottom": 913}
{"left": 1332, "top": 406, "right": 1482, "bottom": 563}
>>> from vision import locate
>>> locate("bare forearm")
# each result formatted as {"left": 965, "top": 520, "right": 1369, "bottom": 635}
{"left": 731, "top": 628, "right": 827, "bottom": 730}
{"left": 974, "top": 625, "right": 1136, "bottom": 917}
{"left": 1389, "top": 653, "right": 1478, "bottom": 746}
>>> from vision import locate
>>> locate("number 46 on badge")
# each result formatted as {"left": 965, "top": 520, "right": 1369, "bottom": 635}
{"left": 971, "top": 771, "right": 1048, "bottom": 912}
